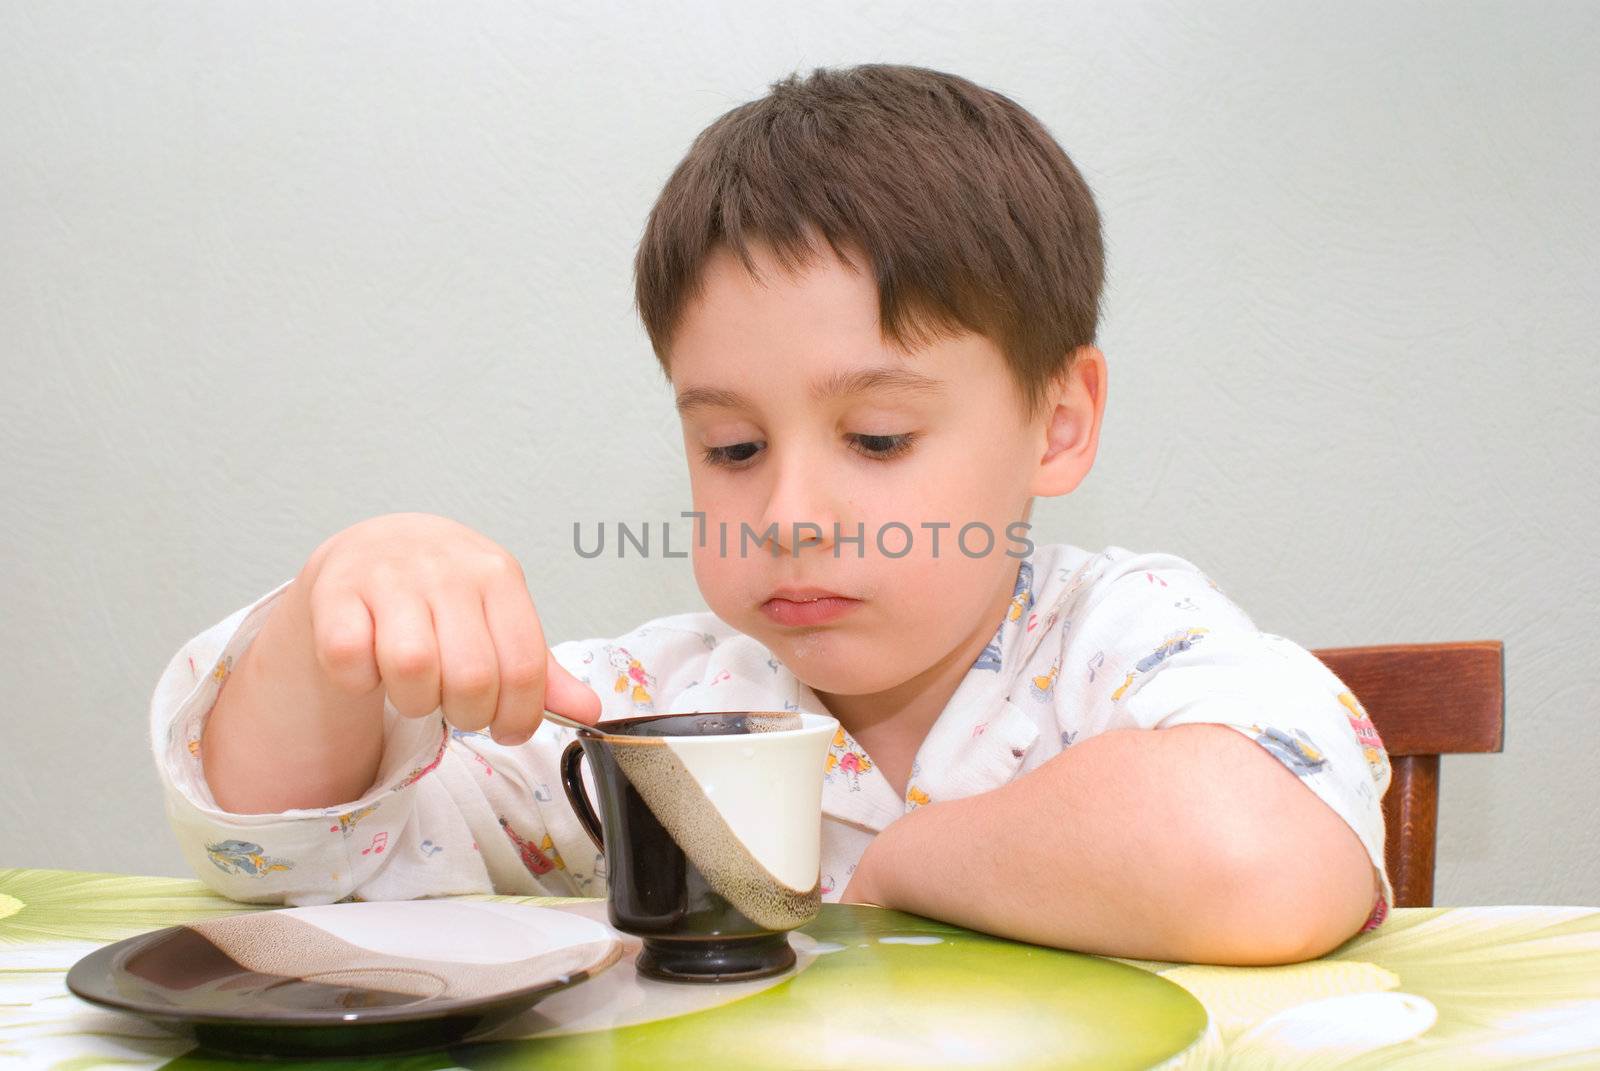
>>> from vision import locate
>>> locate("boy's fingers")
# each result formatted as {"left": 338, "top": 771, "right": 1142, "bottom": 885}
{"left": 545, "top": 655, "right": 602, "bottom": 725}
{"left": 432, "top": 591, "right": 501, "bottom": 734}
{"left": 482, "top": 580, "right": 546, "bottom": 745}
{"left": 307, "top": 583, "right": 380, "bottom": 696}
{"left": 369, "top": 589, "right": 441, "bottom": 718}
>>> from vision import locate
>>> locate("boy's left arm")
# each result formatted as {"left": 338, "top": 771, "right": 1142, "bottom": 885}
{"left": 844, "top": 551, "right": 1391, "bottom": 967}
{"left": 841, "top": 721, "right": 1377, "bottom": 966}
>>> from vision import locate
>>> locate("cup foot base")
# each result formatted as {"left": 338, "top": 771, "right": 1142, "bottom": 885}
{"left": 635, "top": 934, "right": 795, "bottom": 983}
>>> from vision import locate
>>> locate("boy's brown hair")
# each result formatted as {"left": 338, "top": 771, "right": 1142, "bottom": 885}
{"left": 633, "top": 63, "right": 1104, "bottom": 417}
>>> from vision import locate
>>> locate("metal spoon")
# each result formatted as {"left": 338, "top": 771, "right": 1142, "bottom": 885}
{"left": 540, "top": 709, "right": 603, "bottom": 736}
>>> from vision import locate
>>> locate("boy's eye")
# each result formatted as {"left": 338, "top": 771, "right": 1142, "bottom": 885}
{"left": 700, "top": 433, "right": 917, "bottom": 469}
{"left": 847, "top": 432, "right": 917, "bottom": 460}
{"left": 702, "top": 441, "right": 764, "bottom": 467}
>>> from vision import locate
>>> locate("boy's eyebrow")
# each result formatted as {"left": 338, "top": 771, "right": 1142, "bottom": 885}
{"left": 674, "top": 366, "right": 945, "bottom": 415}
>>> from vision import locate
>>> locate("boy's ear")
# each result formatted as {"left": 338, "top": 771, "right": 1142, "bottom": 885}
{"left": 1029, "top": 345, "right": 1107, "bottom": 498}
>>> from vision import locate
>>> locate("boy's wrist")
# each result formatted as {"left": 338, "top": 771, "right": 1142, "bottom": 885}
{"left": 838, "top": 808, "right": 918, "bottom": 908}
{"left": 839, "top": 856, "right": 886, "bottom": 908}
{"left": 202, "top": 574, "right": 387, "bottom": 812}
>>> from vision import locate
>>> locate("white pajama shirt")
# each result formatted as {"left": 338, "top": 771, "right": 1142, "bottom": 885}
{"left": 151, "top": 543, "right": 1394, "bottom": 929}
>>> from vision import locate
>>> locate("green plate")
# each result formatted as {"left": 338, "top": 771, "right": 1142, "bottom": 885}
{"left": 457, "top": 905, "right": 1206, "bottom": 1071}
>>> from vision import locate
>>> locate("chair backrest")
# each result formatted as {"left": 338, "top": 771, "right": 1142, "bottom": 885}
{"left": 1310, "top": 641, "right": 1504, "bottom": 907}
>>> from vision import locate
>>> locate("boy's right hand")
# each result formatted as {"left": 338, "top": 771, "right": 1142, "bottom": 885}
{"left": 299, "top": 512, "right": 601, "bottom": 746}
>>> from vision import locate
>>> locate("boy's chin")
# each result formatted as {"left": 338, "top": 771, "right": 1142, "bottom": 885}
{"left": 760, "top": 633, "right": 911, "bottom": 699}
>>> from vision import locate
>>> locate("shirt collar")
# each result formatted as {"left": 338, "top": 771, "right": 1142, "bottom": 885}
{"left": 795, "top": 544, "right": 1098, "bottom": 831}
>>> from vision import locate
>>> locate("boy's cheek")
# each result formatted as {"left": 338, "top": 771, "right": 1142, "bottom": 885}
{"left": 689, "top": 542, "right": 783, "bottom": 631}
{"left": 689, "top": 545, "right": 742, "bottom": 610}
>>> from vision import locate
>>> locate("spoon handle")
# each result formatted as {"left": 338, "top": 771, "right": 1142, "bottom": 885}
{"left": 541, "top": 709, "right": 599, "bottom": 735}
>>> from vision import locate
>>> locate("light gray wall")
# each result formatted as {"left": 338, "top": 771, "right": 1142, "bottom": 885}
{"left": 3, "top": 2, "right": 1596, "bottom": 905}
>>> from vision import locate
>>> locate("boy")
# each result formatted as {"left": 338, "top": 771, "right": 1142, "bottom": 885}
{"left": 153, "top": 64, "right": 1390, "bottom": 966}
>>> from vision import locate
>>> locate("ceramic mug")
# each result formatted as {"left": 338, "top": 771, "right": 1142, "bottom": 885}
{"left": 560, "top": 710, "right": 836, "bottom": 982}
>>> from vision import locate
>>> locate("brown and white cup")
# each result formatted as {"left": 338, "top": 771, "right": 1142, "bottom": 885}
{"left": 560, "top": 711, "right": 836, "bottom": 983}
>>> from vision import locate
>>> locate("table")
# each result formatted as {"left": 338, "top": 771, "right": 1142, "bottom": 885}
{"left": 4, "top": 868, "right": 1599, "bottom": 1069}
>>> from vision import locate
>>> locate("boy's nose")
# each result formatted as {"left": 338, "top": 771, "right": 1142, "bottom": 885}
{"left": 758, "top": 452, "right": 839, "bottom": 555}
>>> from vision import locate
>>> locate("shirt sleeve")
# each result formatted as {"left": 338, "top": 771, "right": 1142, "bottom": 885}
{"left": 150, "top": 584, "right": 723, "bottom": 907}
{"left": 1059, "top": 551, "right": 1394, "bottom": 923}
{"left": 152, "top": 580, "right": 476, "bottom": 905}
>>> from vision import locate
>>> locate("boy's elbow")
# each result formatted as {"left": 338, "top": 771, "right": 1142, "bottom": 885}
{"left": 1228, "top": 889, "right": 1367, "bottom": 966}
{"left": 1199, "top": 811, "right": 1376, "bottom": 966}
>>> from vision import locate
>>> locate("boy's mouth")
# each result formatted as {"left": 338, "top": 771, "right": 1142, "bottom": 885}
{"left": 760, "top": 586, "right": 861, "bottom": 628}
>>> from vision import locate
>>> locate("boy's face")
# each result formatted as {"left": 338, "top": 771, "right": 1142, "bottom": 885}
{"left": 668, "top": 242, "right": 1104, "bottom": 699}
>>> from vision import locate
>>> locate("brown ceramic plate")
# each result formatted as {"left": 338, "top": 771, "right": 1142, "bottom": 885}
{"left": 66, "top": 900, "right": 623, "bottom": 1058}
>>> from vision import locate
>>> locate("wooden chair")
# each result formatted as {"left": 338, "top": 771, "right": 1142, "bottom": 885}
{"left": 1310, "top": 641, "right": 1505, "bottom": 907}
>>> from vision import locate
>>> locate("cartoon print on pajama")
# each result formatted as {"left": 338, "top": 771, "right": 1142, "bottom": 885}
{"left": 498, "top": 816, "right": 559, "bottom": 876}
{"left": 1007, "top": 560, "right": 1035, "bottom": 623}
{"left": 1028, "top": 660, "right": 1061, "bottom": 701}
{"left": 1110, "top": 627, "right": 1211, "bottom": 701}
{"left": 824, "top": 727, "right": 875, "bottom": 792}
{"left": 607, "top": 645, "right": 656, "bottom": 709}
{"left": 1337, "top": 690, "right": 1390, "bottom": 784}
{"left": 206, "top": 840, "right": 294, "bottom": 877}
{"left": 1251, "top": 725, "right": 1330, "bottom": 775}
{"left": 974, "top": 561, "right": 1036, "bottom": 672}
{"left": 327, "top": 802, "right": 380, "bottom": 837}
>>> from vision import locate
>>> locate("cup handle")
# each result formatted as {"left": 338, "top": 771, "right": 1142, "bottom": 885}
{"left": 560, "top": 740, "right": 604, "bottom": 851}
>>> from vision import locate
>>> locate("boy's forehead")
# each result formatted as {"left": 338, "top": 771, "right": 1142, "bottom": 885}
{"left": 666, "top": 239, "right": 1018, "bottom": 413}
{"left": 680, "top": 241, "right": 880, "bottom": 339}
{"left": 670, "top": 325, "right": 1019, "bottom": 424}
{"left": 673, "top": 363, "right": 946, "bottom": 418}
{"left": 666, "top": 242, "right": 898, "bottom": 385}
